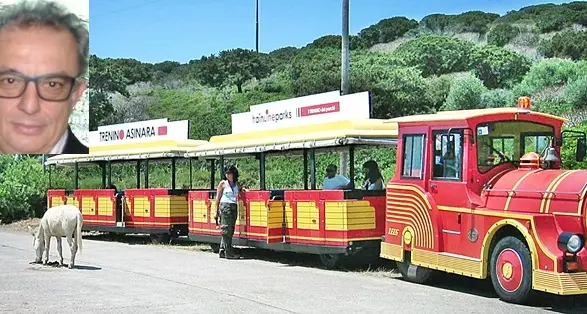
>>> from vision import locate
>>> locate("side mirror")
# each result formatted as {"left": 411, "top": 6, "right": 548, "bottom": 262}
{"left": 576, "top": 137, "right": 586, "bottom": 162}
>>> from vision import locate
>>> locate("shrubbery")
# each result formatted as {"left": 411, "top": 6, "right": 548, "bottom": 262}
{"left": 487, "top": 24, "right": 520, "bottom": 47}
{"left": 0, "top": 156, "right": 48, "bottom": 223}
{"left": 538, "top": 30, "right": 587, "bottom": 60}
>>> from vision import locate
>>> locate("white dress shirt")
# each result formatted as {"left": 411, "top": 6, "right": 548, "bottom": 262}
{"left": 49, "top": 131, "right": 69, "bottom": 154}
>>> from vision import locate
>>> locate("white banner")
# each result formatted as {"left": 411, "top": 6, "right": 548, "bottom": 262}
{"left": 231, "top": 91, "right": 371, "bottom": 134}
{"left": 89, "top": 119, "right": 189, "bottom": 147}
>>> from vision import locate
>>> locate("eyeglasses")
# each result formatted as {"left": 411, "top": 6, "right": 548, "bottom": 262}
{"left": 0, "top": 70, "right": 79, "bottom": 102}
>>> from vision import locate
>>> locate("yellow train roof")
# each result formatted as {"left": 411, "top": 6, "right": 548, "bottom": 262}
{"left": 185, "top": 119, "right": 398, "bottom": 157}
{"left": 388, "top": 107, "right": 567, "bottom": 124}
{"left": 45, "top": 139, "right": 208, "bottom": 165}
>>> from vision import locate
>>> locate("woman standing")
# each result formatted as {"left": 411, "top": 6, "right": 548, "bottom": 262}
{"left": 214, "top": 165, "right": 244, "bottom": 259}
{"left": 362, "top": 160, "right": 384, "bottom": 190}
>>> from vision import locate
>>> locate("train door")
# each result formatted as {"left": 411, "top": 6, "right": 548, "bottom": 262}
{"left": 428, "top": 129, "right": 470, "bottom": 255}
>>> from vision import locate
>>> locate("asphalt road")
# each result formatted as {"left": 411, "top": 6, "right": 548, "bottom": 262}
{"left": 1, "top": 230, "right": 586, "bottom": 314}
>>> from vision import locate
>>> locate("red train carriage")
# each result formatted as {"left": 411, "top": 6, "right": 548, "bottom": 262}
{"left": 184, "top": 91, "right": 396, "bottom": 268}
{"left": 184, "top": 119, "right": 396, "bottom": 268}
{"left": 380, "top": 97, "right": 587, "bottom": 304}
{"left": 45, "top": 119, "right": 208, "bottom": 241}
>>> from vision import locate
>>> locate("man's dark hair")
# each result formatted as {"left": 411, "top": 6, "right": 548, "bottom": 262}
{"left": 0, "top": 0, "right": 89, "bottom": 78}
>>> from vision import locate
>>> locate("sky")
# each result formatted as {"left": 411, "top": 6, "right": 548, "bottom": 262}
{"left": 89, "top": 0, "right": 572, "bottom": 64}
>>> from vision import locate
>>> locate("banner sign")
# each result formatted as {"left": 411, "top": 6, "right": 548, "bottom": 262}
{"left": 231, "top": 91, "right": 371, "bottom": 134}
{"left": 88, "top": 118, "right": 189, "bottom": 147}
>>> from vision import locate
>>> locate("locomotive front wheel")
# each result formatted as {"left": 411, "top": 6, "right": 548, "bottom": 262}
{"left": 319, "top": 253, "right": 343, "bottom": 269}
{"left": 396, "top": 251, "right": 433, "bottom": 284}
{"left": 489, "top": 236, "right": 533, "bottom": 304}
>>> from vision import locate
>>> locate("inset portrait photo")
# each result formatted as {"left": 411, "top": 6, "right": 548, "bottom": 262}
{"left": 0, "top": 0, "right": 89, "bottom": 154}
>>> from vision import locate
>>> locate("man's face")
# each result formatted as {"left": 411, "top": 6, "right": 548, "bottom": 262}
{"left": 0, "top": 25, "right": 87, "bottom": 153}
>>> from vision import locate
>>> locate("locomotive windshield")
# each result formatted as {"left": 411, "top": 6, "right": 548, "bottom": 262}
{"left": 476, "top": 120, "right": 554, "bottom": 173}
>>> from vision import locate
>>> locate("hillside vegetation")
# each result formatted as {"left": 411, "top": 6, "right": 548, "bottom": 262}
{"left": 3, "top": 2, "right": 587, "bottom": 223}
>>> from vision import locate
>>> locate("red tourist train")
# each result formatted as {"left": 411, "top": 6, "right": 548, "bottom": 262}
{"left": 45, "top": 92, "right": 587, "bottom": 304}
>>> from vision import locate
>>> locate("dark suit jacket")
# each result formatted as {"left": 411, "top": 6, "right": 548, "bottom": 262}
{"left": 62, "top": 127, "right": 89, "bottom": 154}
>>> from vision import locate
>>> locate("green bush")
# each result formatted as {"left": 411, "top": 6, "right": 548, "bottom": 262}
{"left": 392, "top": 35, "right": 474, "bottom": 77}
{"left": 513, "top": 58, "right": 587, "bottom": 97}
{"left": 420, "top": 11, "right": 499, "bottom": 34}
{"left": 305, "top": 35, "right": 369, "bottom": 50}
{"left": 442, "top": 72, "right": 488, "bottom": 110}
{"left": 0, "top": 156, "right": 48, "bottom": 223}
{"left": 564, "top": 76, "right": 587, "bottom": 110}
{"left": 358, "top": 17, "right": 419, "bottom": 46}
{"left": 536, "top": 15, "right": 566, "bottom": 33}
{"left": 538, "top": 30, "right": 587, "bottom": 60}
{"left": 480, "top": 89, "right": 515, "bottom": 108}
{"left": 426, "top": 74, "right": 455, "bottom": 111}
{"left": 487, "top": 24, "right": 520, "bottom": 47}
{"left": 468, "top": 44, "right": 532, "bottom": 89}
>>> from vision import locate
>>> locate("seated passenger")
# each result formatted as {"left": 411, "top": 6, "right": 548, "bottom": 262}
{"left": 362, "top": 160, "right": 384, "bottom": 190}
{"left": 322, "top": 164, "right": 350, "bottom": 190}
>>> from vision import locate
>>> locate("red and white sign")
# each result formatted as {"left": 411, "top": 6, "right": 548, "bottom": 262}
{"left": 88, "top": 118, "right": 189, "bottom": 147}
{"left": 231, "top": 91, "right": 371, "bottom": 134}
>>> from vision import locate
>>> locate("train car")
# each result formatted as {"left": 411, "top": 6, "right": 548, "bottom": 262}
{"left": 184, "top": 91, "right": 398, "bottom": 268}
{"left": 44, "top": 119, "right": 208, "bottom": 242}
{"left": 379, "top": 96, "right": 587, "bottom": 304}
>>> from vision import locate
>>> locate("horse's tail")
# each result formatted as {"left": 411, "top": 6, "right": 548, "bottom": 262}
{"left": 76, "top": 212, "right": 83, "bottom": 253}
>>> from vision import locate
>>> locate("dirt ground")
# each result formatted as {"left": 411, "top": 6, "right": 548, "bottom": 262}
{"left": 0, "top": 218, "right": 41, "bottom": 233}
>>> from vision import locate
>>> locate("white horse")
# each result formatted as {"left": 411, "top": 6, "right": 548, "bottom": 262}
{"left": 28, "top": 204, "right": 83, "bottom": 269}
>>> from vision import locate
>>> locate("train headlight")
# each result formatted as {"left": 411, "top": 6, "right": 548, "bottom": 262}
{"left": 557, "top": 232, "right": 585, "bottom": 254}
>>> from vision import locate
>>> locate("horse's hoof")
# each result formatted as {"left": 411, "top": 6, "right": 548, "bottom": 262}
{"left": 68, "top": 264, "right": 73, "bottom": 269}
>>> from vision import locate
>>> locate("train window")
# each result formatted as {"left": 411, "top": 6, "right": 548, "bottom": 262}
{"left": 432, "top": 130, "right": 463, "bottom": 180}
{"left": 402, "top": 134, "right": 425, "bottom": 179}
{"left": 476, "top": 120, "right": 554, "bottom": 173}
{"left": 524, "top": 134, "right": 552, "bottom": 154}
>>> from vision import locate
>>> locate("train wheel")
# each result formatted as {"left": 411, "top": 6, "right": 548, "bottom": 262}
{"left": 209, "top": 243, "right": 220, "bottom": 254}
{"left": 489, "top": 236, "right": 533, "bottom": 304}
{"left": 319, "top": 253, "right": 343, "bottom": 269}
{"left": 396, "top": 251, "right": 433, "bottom": 284}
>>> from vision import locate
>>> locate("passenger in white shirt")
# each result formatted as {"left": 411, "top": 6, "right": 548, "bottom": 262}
{"left": 322, "top": 164, "right": 350, "bottom": 190}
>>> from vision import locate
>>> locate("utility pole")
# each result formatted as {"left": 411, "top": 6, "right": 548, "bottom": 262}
{"left": 340, "top": 0, "right": 350, "bottom": 178}
{"left": 255, "top": 0, "right": 259, "bottom": 53}
{"left": 341, "top": 0, "right": 350, "bottom": 95}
